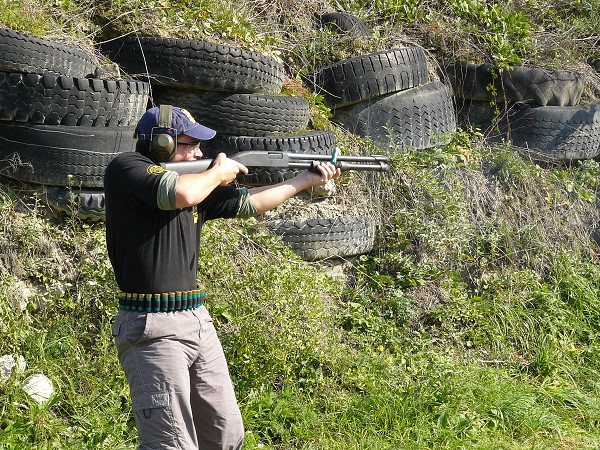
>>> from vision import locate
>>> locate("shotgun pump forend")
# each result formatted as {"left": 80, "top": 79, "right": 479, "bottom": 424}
{"left": 160, "top": 151, "right": 390, "bottom": 175}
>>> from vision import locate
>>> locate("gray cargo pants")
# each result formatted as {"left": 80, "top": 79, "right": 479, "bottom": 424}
{"left": 112, "top": 306, "right": 244, "bottom": 449}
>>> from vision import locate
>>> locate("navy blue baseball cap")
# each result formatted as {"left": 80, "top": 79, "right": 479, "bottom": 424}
{"left": 135, "top": 106, "right": 216, "bottom": 141}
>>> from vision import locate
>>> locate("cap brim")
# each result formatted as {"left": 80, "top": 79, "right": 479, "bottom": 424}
{"left": 184, "top": 122, "right": 217, "bottom": 140}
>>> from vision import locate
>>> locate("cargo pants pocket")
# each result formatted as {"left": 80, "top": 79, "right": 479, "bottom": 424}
{"left": 112, "top": 311, "right": 151, "bottom": 352}
{"left": 131, "top": 383, "right": 178, "bottom": 447}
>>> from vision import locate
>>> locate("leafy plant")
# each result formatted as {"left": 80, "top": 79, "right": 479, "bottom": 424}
{"left": 334, "top": 0, "right": 432, "bottom": 22}
{"left": 444, "top": 0, "right": 540, "bottom": 67}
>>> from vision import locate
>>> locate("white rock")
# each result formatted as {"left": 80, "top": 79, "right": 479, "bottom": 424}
{"left": 5, "top": 278, "right": 35, "bottom": 312}
{"left": 0, "top": 354, "right": 26, "bottom": 380}
{"left": 22, "top": 374, "right": 54, "bottom": 403}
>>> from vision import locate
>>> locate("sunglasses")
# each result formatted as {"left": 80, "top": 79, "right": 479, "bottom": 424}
{"left": 177, "top": 140, "right": 201, "bottom": 147}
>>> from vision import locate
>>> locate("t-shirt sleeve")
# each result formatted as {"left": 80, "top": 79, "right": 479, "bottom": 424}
{"left": 235, "top": 187, "right": 258, "bottom": 218}
{"left": 157, "top": 171, "right": 178, "bottom": 210}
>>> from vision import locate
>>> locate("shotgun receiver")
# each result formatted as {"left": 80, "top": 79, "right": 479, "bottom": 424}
{"left": 160, "top": 150, "right": 390, "bottom": 175}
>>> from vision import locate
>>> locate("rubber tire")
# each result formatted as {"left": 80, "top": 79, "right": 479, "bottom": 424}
{"left": 0, "top": 27, "right": 97, "bottom": 77}
{"left": 457, "top": 99, "right": 600, "bottom": 161}
{"left": 202, "top": 130, "right": 336, "bottom": 157}
{"left": 98, "top": 35, "right": 284, "bottom": 94}
{"left": 0, "top": 72, "right": 149, "bottom": 126}
{"left": 304, "top": 47, "right": 429, "bottom": 108}
{"left": 266, "top": 214, "right": 376, "bottom": 261}
{"left": 316, "top": 11, "right": 371, "bottom": 37}
{"left": 443, "top": 62, "right": 585, "bottom": 106}
{"left": 0, "top": 123, "right": 136, "bottom": 187}
{"left": 41, "top": 187, "right": 106, "bottom": 221}
{"left": 152, "top": 87, "right": 310, "bottom": 136}
{"left": 588, "top": 57, "right": 600, "bottom": 73}
{"left": 202, "top": 131, "right": 336, "bottom": 185}
{"left": 510, "top": 102, "right": 600, "bottom": 160}
{"left": 334, "top": 81, "right": 457, "bottom": 151}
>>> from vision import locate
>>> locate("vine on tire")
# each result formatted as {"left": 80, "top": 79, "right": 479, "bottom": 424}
{"left": 443, "top": 62, "right": 584, "bottom": 107}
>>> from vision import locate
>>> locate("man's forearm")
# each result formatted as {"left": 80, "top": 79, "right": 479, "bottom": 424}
{"left": 248, "top": 172, "right": 314, "bottom": 214}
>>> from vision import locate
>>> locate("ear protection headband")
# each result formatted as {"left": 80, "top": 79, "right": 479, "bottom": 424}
{"left": 150, "top": 104, "right": 176, "bottom": 162}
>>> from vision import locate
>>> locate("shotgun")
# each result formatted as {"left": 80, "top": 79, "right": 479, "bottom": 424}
{"left": 160, "top": 150, "right": 390, "bottom": 175}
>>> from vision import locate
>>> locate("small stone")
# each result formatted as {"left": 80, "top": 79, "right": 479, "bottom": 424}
{"left": 0, "top": 354, "right": 26, "bottom": 380}
{"left": 22, "top": 374, "right": 54, "bottom": 403}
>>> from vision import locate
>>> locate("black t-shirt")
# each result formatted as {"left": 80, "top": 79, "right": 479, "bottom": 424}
{"left": 104, "top": 152, "right": 242, "bottom": 293}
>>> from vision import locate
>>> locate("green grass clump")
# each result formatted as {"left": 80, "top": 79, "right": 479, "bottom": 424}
{"left": 0, "top": 0, "right": 97, "bottom": 45}
{"left": 198, "top": 219, "right": 343, "bottom": 393}
{"left": 0, "top": 198, "right": 135, "bottom": 448}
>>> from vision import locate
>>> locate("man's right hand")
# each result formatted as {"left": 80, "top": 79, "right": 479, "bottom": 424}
{"left": 212, "top": 153, "right": 249, "bottom": 186}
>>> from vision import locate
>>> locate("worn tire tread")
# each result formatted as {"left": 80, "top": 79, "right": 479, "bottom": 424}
{"left": 267, "top": 214, "right": 376, "bottom": 260}
{"left": 98, "top": 35, "right": 284, "bottom": 93}
{"left": 0, "top": 27, "right": 97, "bottom": 77}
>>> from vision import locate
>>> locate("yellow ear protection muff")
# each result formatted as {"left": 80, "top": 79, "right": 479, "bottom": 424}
{"left": 150, "top": 104, "right": 176, "bottom": 162}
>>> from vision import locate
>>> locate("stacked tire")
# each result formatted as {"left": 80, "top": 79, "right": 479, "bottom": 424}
{"left": 304, "top": 46, "right": 457, "bottom": 152}
{"left": 0, "top": 28, "right": 380, "bottom": 261}
{"left": 0, "top": 28, "right": 149, "bottom": 220}
{"left": 266, "top": 214, "right": 376, "bottom": 261}
{"left": 445, "top": 61, "right": 600, "bottom": 162}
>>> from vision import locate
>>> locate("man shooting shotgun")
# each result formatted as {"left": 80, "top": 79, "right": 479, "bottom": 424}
{"left": 104, "top": 105, "right": 343, "bottom": 450}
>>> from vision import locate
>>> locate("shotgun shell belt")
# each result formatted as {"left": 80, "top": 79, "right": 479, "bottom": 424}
{"left": 118, "top": 290, "right": 205, "bottom": 312}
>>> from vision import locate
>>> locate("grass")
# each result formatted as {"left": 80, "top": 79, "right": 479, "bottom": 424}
{"left": 2, "top": 0, "right": 600, "bottom": 448}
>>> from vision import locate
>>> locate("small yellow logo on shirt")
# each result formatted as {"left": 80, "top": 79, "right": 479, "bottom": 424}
{"left": 148, "top": 165, "right": 166, "bottom": 175}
